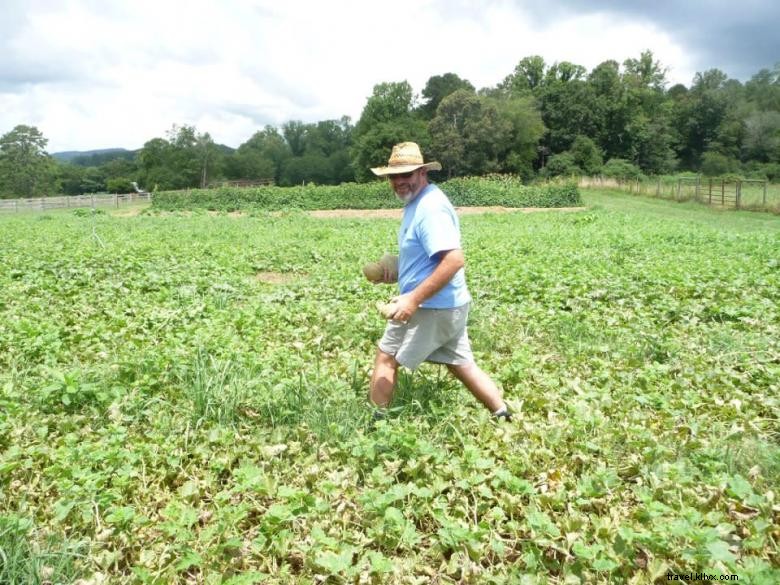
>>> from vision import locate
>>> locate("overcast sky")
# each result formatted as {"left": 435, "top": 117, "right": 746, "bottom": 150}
{"left": 2, "top": 0, "right": 778, "bottom": 153}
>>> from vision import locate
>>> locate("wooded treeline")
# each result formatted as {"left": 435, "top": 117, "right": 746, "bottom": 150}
{"left": 1, "top": 51, "right": 779, "bottom": 198}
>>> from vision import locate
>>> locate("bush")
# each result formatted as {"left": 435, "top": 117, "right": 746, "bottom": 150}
{"left": 700, "top": 151, "right": 740, "bottom": 177}
{"left": 152, "top": 175, "right": 581, "bottom": 211}
{"left": 570, "top": 135, "right": 603, "bottom": 175}
{"left": 105, "top": 177, "right": 135, "bottom": 193}
{"left": 743, "top": 161, "right": 780, "bottom": 182}
{"left": 443, "top": 175, "right": 580, "bottom": 207}
{"left": 540, "top": 153, "right": 582, "bottom": 179}
{"left": 601, "top": 159, "right": 645, "bottom": 181}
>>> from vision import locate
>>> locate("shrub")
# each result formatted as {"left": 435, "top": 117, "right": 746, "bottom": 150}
{"left": 152, "top": 175, "right": 581, "bottom": 211}
{"left": 570, "top": 135, "right": 603, "bottom": 175}
{"left": 601, "top": 159, "right": 645, "bottom": 181}
{"left": 541, "top": 153, "right": 582, "bottom": 178}
{"left": 700, "top": 151, "right": 740, "bottom": 177}
{"left": 105, "top": 177, "right": 135, "bottom": 193}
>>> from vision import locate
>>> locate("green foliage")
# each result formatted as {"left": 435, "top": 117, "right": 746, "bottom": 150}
{"left": 701, "top": 151, "right": 740, "bottom": 176}
{"left": 0, "top": 515, "right": 84, "bottom": 584}
{"left": 443, "top": 175, "right": 580, "bottom": 207}
{"left": 541, "top": 152, "right": 582, "bottom": 178}
{"left": 601, "top": 158, "right": 645, "bottom": 180}
{"left": 137, "top": 124, "right": 222, "bottom": 190}
{"left": 0, "top": 125, "right": 57, "bottom": 198}
{"left": 351, "top": 81, "right": 430, "bottom": 182}
{"left": 418, "top": 72, "right": 475, "bottom": 119}
{"left": 570, "top": 135, "right": 604, "bottom": 175}
{"left": 0, "top": 193, "right": 778, "bottom": 582}
{"left": 151, "top": 176, "right": 580, "bottom": 211}
{"left": 105, "top": 177, "right": 134, "bottom": 193}
{"left": 428, "top": 91, "right": 544, "bottom": 179}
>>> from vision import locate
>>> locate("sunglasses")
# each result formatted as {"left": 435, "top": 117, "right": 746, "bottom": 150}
{"left": 388, "top": 171, "right": 416, "bottom": 179}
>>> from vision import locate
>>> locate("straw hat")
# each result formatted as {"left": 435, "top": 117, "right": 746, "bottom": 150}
{"left": 370, "top": 142, "right": 442, "bottom": 176}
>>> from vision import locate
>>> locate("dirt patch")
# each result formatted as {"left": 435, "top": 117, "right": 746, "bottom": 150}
{"left": 309, "top": 206, "right": 584, "bottom": 219}
{"left": 109, "top": 206, "right": 147, "bottom": 217}
{"left": 255, "top": 271, "right": 301, "bottom": 284}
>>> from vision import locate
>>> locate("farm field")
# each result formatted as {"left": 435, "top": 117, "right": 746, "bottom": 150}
{"left": 0, "top": 191, "right": 778, "bottom": 583}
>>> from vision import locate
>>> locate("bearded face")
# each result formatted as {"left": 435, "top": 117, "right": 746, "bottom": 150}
{"left": 388, "top": 168, "right": 427, "bottom": 203}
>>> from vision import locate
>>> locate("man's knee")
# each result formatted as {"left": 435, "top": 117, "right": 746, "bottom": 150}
{"left": 375, "top": 349, "right": 399, "bottom": 370}
{"left": 446, "top": 361, "right": 475, "bottom": 379}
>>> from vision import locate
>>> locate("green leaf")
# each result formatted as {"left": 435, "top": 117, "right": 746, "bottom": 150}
{"left": 175, "top": 550, "right": 203, "bottom": 572}
{"left": 706, "top": 540, "right": 737, "bottom": 564}
{"left": 367, "top": 551, "right": 394, "bottom": 575}
{"left": 314, "top": 549, "right": 353, "bottom": 575}
{"left": 725, "top": 475, "right": 754, "bottom": 499}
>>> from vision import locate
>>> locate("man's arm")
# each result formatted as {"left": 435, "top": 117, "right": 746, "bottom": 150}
{"left": 391, "top": 248, "right": 464, "bottom": 322}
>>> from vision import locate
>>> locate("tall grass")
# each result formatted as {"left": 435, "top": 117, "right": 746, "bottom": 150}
{"left": 0, "top": 516, "right": 83, "bottom": 584}
{"left": 182, "top": 349, "right": 250, "bottom": 427}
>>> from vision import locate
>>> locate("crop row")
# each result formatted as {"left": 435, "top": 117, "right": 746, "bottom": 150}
{"left": 151, "top": 176, "right": 581, "bottom": 211}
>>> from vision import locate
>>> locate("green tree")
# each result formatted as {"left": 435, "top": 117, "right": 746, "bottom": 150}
{"left": 0, "top": 125, "right": 57, "bottom": 197}
{"left": 700, "top": 150, "right": 739, "bottom": 176}
{"left": 743, "top": 111, "right": 780, "bottom": 162}
{"left": 540, "top": 152, "right": 581, "bottom": 178}
{"left": 418, "top": 73, "right": 475, "bottom": 120}
{"left": 136, "top": 124, "right": 220, "bottom": 190}
{"left": 282, "top": 121, "right": 308, "bottom": 157}
{"left": 601, "top": 158, "right": 644, "bottom": 180}
{"left": 499, "top": 55, "right": 546, "bottom": 95}
{"left": 622, "top": 50, "right": 668, "bottom": 92}
{"left": 494, "top": 95, "right": 545, "bottom": 179}
{"left": 569, "top": 135, "right": 603, "bottom": 175}
{"left": 228, "top": 126, "right": 291, "bottom": 184}
{"left": 428, "top": 89, "right": 543, "bottom": 179}
{"left": 428, "top": 89, "right": 481, "bottom": 176}
{"left": 744, "top": 65, "right": 780, "bottom": 111}
{"left": 670, "top": 69, "right": 732, "bottom": 168}
{"left": 106, "top": 177, "right": 134, "bottom": 193}
{"left": 351, "top": 81, "right": 428, "bottom": 181}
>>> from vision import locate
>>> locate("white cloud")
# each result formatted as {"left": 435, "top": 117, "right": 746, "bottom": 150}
{"left": 0, "top": 0, "right": 759, "bottom": 152}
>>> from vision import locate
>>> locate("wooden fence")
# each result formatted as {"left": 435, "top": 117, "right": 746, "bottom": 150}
{"left": 579, "top": 176, "right": 776, "bottom": 211}
{"left": 0, "top": 192, "right": 152, "bottom": 213}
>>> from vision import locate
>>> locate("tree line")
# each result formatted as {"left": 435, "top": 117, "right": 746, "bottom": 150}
{"left": 1, "top": 51, "right": 779, "bottom": 198}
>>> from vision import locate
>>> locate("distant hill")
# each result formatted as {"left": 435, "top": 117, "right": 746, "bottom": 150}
{"left": 52, "top": 144, "right": 235, "bottom": 166}
{"left": 53, "top": 148, "right": 137, "bottom": 166}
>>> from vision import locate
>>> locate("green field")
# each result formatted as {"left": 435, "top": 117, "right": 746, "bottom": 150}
{"left": 1, "top": 191, "right": 778, "bottom": 583}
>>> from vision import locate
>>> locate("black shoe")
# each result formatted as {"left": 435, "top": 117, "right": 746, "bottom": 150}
{"left": 493, "top": 410, "right": 513, "bottom": 422}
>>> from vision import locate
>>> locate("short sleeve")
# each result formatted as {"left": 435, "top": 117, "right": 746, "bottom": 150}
{"left": 416, "top": 204, "right": 461, "bottom": 259}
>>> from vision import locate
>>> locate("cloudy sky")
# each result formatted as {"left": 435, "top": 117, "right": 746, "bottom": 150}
{"left": 2, "top": 0, "right": 778, "bottom": 153}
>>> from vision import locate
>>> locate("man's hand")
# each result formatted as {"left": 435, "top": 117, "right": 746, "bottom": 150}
{"left": 390, "top": 293, "right": 419, "bottom": 323}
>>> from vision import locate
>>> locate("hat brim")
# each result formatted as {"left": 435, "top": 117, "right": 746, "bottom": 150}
{"left": 371, "top": 161, "right": 442, "bottom": 176}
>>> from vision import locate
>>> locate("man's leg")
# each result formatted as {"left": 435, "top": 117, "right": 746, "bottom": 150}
{"left": 446, "top": 362, "right": 506, "bottom": 413}
{"left": 369, "top": 349, "right": 399, "bottom": 407}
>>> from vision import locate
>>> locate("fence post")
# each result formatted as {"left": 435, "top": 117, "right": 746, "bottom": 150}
{"left": 764, "top": 181, "right": 768, "bottom": 206}
{"left": 736, "top": 181, "right": 741, "bottom": 210}
{"left": 677, "top": 179, "right": 681, "bottom": 198}
{"left": 708, "top": 179, "right": 712, "bottom": 204}
{"left": 114, "top": 193, "right": 118, "bottom": 208}
{"left": 695, "top": 175, "right": 700, "bottom": 200}
{"left": 721, "top": 180, "right": 725, "bottom": 205}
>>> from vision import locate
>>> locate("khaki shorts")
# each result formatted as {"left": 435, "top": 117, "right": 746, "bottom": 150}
{"left": 378, "top": 302, "right": 474, "bottom": 370}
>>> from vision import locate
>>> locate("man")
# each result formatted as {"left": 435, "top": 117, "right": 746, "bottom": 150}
{"left": 368, "top": 142, "right": 511, "bottom": 420}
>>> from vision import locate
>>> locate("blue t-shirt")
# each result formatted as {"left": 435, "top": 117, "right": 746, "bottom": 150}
{"left": 397, "top": 183, "right": 471, "bottom": 309}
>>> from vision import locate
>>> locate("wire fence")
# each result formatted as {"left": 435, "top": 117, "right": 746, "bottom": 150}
{"left": 578, "top": 176, "right": 779, "bottom": 213}
{"left": 0, "top": 192, "right": 152, "bottom": 213}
